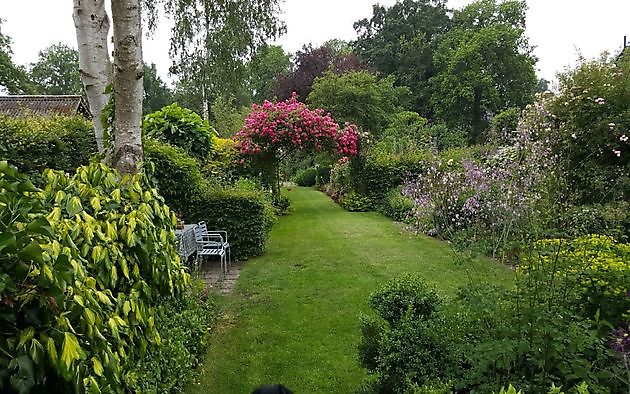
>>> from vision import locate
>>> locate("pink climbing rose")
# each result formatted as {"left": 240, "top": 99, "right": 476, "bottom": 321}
{"left": 234, "top": 94, "right": 359, "bottom": 156}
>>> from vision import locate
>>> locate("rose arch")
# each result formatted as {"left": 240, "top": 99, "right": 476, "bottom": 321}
{"left": 234, "top": 94, "right": 359, "bottom": 196}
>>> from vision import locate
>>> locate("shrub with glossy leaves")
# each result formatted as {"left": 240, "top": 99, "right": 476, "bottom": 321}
{"left": 143, "top": 103, "right": 216, "bottom": 158}
{"left": 0, "top": 161, "right": 189, "bottom": 393}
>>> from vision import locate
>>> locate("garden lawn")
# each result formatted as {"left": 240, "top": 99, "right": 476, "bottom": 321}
{"left": 186, "top": 187, "right": 513, "bottom": 394}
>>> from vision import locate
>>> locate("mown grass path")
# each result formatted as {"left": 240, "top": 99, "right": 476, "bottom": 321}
{"left": 186, "top": 187, "right": 512, "bottom": 393}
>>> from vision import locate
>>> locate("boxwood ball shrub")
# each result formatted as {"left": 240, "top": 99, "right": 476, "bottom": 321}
{"left": 0, "top": 161, "right": 189, "bottom": 393}
{"left": 0, "top": 115, "right": 97, "bottom": 176}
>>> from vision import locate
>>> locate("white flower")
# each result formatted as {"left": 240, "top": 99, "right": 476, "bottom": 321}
{"left": 608, "top": 122, "right": 616, "bottom": 128}
{"left": 612, "top": 149, "right": 621, "bottom": 157}
{"left": 621, "top": 134, "right": 628, "bottom": 142}
{"left": 447, "top": 159, "right": 454, "bottom": 166}
{"left": 595, "top": 97, "right": 606, "bottom": 105}
{"left": 571, "top": 133, "right": 577, "bottom": 139}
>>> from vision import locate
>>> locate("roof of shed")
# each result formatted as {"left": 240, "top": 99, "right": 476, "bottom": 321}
{"left": 0, "top": 95, "right": 91, "bottom": 118}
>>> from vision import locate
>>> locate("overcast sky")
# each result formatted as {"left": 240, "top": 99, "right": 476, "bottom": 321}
{"left": 1, "top": 0, "right": 628, "bottom": 87}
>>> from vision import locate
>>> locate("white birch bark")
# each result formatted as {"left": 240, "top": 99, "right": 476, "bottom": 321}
{"left": 73, "top": 0, "right": 112, "bottom": 152}
{"left": 111, "top": 0, "right": 144, "bottom": 174}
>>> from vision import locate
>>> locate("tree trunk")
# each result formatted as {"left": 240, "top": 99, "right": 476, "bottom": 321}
{"left": 111, "top": 0, "right": 144, "bottom": 174}
{"left": 73, "top": 0, "right": 113, "bottom": 152}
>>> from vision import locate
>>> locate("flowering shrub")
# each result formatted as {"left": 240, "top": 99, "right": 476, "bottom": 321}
{"left": 235, "top": 94, "right": 359, "bottom": 157}
{"left": 403, "top": 100, "right": 557, "bottom": 257}
{"left": 234, "top": 95, "right": 358, "bottom": 196}
{"left": 546, "top": 54, "right": 630, "bottom": 204}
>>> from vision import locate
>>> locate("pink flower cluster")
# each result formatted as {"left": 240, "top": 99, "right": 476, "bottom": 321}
{"left": 234, "top": 94, "right": 359, "bottom": 156}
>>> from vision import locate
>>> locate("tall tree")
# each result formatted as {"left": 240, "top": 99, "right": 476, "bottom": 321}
{"left": 111, "top": 0, "right": 144, "bottom": 174}
{"left": 143, "top": 63, "right": 173, "bottom": 114}
{"left": 29, "top": 43, "right": 83, "bottom": 95}
{"left": 273, "top": 42, "right": 367, "bottom": 101}
{"left": 0, "top": 19, "right": 35, "bottom": 94}
{"left": 354, "top": 0, "right": 450, "bottom": 115}
{"left": 73, "top": 0, "right": 144, "bottom": 173}
{"left": 157, "top": 0, "right": 285, "bottom": 120}
{"left": 73, "top": 0, "right": 113, "bottom": 152}
{"left": 429, "top": 0, "right": 536, "bottom": 143}
{"left": 247, "top": 44, "right": 291, "bottom": 103}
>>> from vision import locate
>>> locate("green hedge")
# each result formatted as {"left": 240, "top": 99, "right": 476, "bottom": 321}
{"left": 0, "top": 115, "right": 97, "bottom": 175}
{"left": 362, "top": 152, "right": 430, "bottom": 204}
{"left": 188, "top": 185, "right": 276, "bottom": 260}
{"left": 293, "top": 167, "right": 318, "bottom": 186}
{"left": 144, "top": 139, "right": 276, "bottom": 260}
{"left": 144, "top": 138, "right": 205, "bottom": 216}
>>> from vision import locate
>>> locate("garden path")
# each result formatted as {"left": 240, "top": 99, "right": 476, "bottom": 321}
{"left": 185, "top": 187, "right": 512, "bottom": 393}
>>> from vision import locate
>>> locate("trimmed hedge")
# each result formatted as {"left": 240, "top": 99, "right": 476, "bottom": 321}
{"left": 144, "top": 139, "right": 205, "bottom": 216}
{"left": 293, "top": 167, "right": 318, "bottom": 186}
{"left": 362, "top": 153, "right": 429, "bottom": 204}
{"left": 0, "top": 114, "right": 97, "bottom": 175}
{"left": 188, "top": 185, "right": 276, "bottom": 260}
{"left": 144, "top": 138, "right": 276, "bottom": 260}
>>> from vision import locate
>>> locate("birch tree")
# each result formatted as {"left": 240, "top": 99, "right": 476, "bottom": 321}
{"left": 73, "top": 0, "right": 112, "bottom": 152}
{"left": 73, "top": 0, "right": 144, "bottom": 173}
{"left": 111, "top": 0, "right": 144, "bottom": 174}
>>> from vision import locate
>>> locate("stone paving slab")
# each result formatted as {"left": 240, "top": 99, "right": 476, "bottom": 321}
{"left": 192, "top": 258, "right": 245, "bottom": 294}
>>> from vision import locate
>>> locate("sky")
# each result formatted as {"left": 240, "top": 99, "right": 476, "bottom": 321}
{"left": 1, "top": 0, "right": 628, "bottom": 87}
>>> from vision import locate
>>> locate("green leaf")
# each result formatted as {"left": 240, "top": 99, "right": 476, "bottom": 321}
{"left": 65, "top": 196, "right": 83, "bottom": 216}
{"left": 18, "top": 327, "right": 35, "bottom": 349}
{"left": 60, "top": 332, "right": 84, "bottom": 371}
{"left": 18, "top": 241, "right": 43, "bottom": 263}
{"left": 91, "top": 357, "right": 104, "bottom": 377}
{"left": 46, "top": 337, "right": 58, "bottom": 365}
{"left": 0, "top": 232, "right": 16, "bottom": 253}
{"left": 8, "top": 355, "right": 36, "bottom": 394}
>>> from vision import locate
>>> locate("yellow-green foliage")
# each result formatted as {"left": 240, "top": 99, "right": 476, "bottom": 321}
{"left": 0, "top": 161, "right": 189, "bottom": 393}
{"left": 202, "top": 136, "right": 239, "bottom": 181}
{"left": 522, "top": 235, "right": 630, "bottom": 324}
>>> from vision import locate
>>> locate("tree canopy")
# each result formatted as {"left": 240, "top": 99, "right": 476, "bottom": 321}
{"left": 29, "top": 43, "right": 83, "bottom": 95}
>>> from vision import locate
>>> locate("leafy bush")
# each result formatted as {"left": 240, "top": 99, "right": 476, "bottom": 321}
{"left": 143, "top": 103, "right": 215, "bottom": 158}
{"left": 0, "top": 161, "right": 189, "bottom": 393}
{"left": 0, "top": 115, "right": 97, "bottom": 176}
{"left": 293, "top": 167, "right": 318, "bottom": 186}
{"left": 379, "top": 111, "right": 433, "bottom": 152}
{"left": 359, "top": 239, "right": 628, "bottom": 393}
{"left": 202, "top": 136, "right": 241, "bottom": 183}
{"left": 490, "top": 107, "right": 520, "bottom": 144}
{"left": 272, "top": 192, "right": 291, "bottom": 216}
{"left": 341, "top": 192, "right": 374, "bottom": 212}
{"left": 380, "top": 186, "right": 414, "bottom": 223}
{"left": 144, "top": 138, "right": 206, "bottom": 216}
{"left": 361, "top": 151, "right": 430, "bottom": 205}
{"left": 368, "top": 274, "right": 441, "bottom": 325}
{"left": 546, "top": 54, "right": 630, "bottom": 204}
{"left": 559, "top": 201, "right": 630, "bottom": 242}
{"left": 359, "top": 275, "right": 449, "bottom": 393}
{"left": 521, "top": 235, "right": 630, "bottom": 326}
{"left": 188, "top": 184, "right": 276, "bottom": 260}
{"left": 429, "top": 123, "right": 467, "bottom": 151}
{"left": 326, "top": 158, "right": 353, "bottom": 202}
{"left": 128, "top": 281, "right": 218, "bottom": 393}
